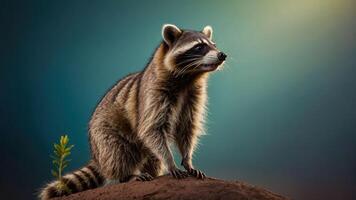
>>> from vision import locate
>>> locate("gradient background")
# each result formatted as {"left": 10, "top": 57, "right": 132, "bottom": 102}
{"left": 1, "top": 0, "right": 356, "bottom": 199}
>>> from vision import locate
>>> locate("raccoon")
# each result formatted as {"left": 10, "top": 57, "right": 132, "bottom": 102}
{"left": 39, "top": 24, "right": 226, "bottom": 199}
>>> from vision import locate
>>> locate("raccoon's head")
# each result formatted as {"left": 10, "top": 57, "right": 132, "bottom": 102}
{"left": 161, "top": 24, "right": 227, "bottom": 75}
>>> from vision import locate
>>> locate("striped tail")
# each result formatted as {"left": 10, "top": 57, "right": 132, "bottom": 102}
{"left": 39, "top": 161, "right": 104, "bottom": 200}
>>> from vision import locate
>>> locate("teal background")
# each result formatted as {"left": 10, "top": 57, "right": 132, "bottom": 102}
{"left": 1, "top": 0, "right": 356, "bottom": 199}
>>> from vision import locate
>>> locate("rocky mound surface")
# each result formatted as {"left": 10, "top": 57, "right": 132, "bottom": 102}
{"left": 55, "top": 175, "right": 289, "bottom": 200}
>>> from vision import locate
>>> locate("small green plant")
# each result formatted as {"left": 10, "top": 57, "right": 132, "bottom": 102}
{"left": 51, "top": 135, "right": 74, "bottom": 193}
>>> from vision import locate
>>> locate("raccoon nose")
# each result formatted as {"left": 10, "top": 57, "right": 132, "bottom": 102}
{"left": 217, "top": 52, "right": 227, "bottom": 61}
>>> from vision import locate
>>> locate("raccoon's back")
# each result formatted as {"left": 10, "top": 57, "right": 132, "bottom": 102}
{"left": 90, "top": 72, "right": 143, "bottom": 133}
{"left": 94, "top": 72, "right": 141, "bottom": 111}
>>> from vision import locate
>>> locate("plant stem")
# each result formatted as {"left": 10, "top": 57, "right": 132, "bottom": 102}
{"left": 59, "top": 153, "right": 63, "bottom": 180}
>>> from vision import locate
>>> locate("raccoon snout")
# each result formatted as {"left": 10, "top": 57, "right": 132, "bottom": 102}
{"left": 217, "top": 52, "right": 227, "bottom": 61}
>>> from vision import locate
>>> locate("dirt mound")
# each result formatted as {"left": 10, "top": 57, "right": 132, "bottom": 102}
{"left": 54, "top": 175, "right": 288, "bottom": 200}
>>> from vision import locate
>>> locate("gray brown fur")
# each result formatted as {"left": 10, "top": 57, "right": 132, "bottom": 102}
{"left": 39, "top": 24, "right": 226, "bottom": 199}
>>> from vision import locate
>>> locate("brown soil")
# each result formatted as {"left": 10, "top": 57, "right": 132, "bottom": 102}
{"left": 54, "top": 175, "right": 289, "bottom": 200}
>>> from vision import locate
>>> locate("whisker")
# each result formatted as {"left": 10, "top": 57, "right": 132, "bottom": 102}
{"left": 177, "top": 60, "right": 202, "bottom": 76}
{"left": 175, "top": 58, "right": 200, "bottom": 66}
{"left": 179, "top": 60, "right": 200, "bottom": 74}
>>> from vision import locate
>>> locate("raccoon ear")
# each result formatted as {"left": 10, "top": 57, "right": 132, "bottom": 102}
{"left": 162, "top": 24, "right": 182, "bottom": 46}
{"left": 202, "top": 25, "right": 213, "bottom": 40}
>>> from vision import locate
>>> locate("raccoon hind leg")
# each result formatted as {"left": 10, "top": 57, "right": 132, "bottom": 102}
{"left": 141, "top": 153, "right": 164, "bottom": 178}
{"left": 96, "top": 133, "right": 147, "bottom": 184}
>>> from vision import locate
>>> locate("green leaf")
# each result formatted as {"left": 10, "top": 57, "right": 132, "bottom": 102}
{"left": 60, "top": 135, "right": 69, "bottom": 146}
{"left": 60, "top": 136, "right": 64, "bottom": 146}
{"left": 62, "top": 164, "right": 68, "bottom": 169}
{"left": 54, "top": 144, "right": 61, "bottom": 152}
{"left": 51, "top": 170, "right": 58, "bottom": 178}
{"left": 63, "top": 159, "right": 71, "bottom": 166}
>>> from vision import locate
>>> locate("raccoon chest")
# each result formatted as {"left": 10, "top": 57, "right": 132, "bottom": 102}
{"left": 164, "top": 91, "right": 191, "bottom": 139}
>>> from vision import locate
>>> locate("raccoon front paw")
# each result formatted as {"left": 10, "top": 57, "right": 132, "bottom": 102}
{"left": 169, "top": 167, "right": 188, "bottom": 179}
{"left": 181, "top": 159, "right": 206, "bottom": 179}
{"left": 186, "top": 168, "right": 206, "bottom": 179}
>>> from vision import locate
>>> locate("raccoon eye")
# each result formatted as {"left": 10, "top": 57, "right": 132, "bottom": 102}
{"left": 193, "top": 43, "right": 206, "bottom": 52}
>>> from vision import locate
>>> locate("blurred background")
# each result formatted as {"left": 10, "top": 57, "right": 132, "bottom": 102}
{"left": 1, "top": 0, "right": 355, "bottom": 199}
